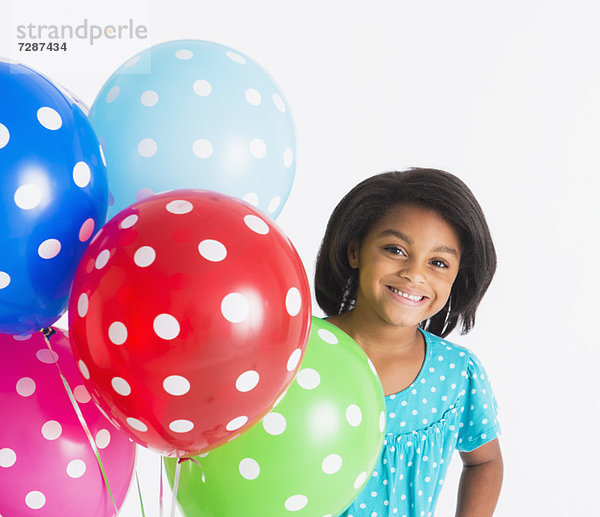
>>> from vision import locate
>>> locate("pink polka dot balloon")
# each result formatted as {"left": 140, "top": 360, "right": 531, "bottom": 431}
{"left": 0, "top": 329, "right": 135, "bottom": 516}
{"left": 68, "top": 189, "right": 311, "bottom": 457}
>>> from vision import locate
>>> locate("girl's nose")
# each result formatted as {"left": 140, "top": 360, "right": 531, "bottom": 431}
{"left": 398, "top": 260, "right": 426, "bottom": 283}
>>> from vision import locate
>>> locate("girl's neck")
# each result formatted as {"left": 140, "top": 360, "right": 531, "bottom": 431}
{"left": 327, "top": 309, "right": 423, "bottom": 359}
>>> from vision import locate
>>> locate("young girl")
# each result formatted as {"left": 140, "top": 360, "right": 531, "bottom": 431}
{"left": 315, "top": 168, "right": 503, "bottom": 517}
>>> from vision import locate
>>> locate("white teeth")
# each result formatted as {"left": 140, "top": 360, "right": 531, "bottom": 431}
{"left": 389, "top": 286, "right": 424, "bottom": 301}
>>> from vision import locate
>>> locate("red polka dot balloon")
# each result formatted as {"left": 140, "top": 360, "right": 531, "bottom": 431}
{"left": 68, "top": 190, "right": 311, "bottom": 457}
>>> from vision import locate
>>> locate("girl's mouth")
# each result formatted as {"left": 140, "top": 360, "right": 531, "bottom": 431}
{"left": 387, "top": 286, "right": 425, "bottom": 302}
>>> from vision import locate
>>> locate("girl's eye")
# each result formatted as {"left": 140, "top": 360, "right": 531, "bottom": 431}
{"left": 384, "top": 246, "right": 405, "bottom": 256}
{"left": 430, "top": 259, "right": 449, "bottom": 269}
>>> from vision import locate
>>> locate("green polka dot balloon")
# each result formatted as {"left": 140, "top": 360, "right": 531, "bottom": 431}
{"left": 165, "top": 316, "right": 385, "bottom": 516}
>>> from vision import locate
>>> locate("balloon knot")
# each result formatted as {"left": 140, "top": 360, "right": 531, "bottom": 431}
{"left": 40, "top": 327, "right": 56, "bottom": 339}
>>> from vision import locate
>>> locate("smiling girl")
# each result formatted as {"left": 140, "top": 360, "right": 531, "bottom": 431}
{"left": 315, "top": 168, "right": 503, "bottom": 517}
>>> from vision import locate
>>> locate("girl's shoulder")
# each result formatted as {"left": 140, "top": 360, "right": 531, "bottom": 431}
{"left": 420, "top": 329, "right": 495, "bottom": 389}
{"left": 420, "top": 328, "right": 473, "bottom": 365}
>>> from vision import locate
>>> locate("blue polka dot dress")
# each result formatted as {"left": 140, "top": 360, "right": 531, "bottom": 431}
{"left": 338, "top": 329, "right": 500, "bottom": 517}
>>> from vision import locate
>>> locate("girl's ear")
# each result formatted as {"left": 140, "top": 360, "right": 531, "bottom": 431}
{"left": 347, "top": 239, "right": 359, "bottom": 268}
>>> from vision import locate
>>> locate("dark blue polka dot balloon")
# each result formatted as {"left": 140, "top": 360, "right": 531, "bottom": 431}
{"left": 0, "top": 59, "right": 108, "bottom": 335}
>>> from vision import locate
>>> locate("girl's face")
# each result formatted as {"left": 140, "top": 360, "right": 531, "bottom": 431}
{"left": 348, "top": 204, "right": 462, "bottom": 330}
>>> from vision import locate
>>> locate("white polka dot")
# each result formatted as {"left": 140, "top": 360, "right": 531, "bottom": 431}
{"left": 245, "top": 88, "right": 262, "bottom": 106}
{"left": 236, "top": 370, "right": 260, "bottom": 392}
{"left": 243, "top": 192, "right": 259, "bottom": 206}
{"left": 226, "top": 416, "right": 248, "bottom": 431}
{"left": 0, "top": 122, "right": 9, "bottom": 148}
{"left": 169, "top": 419, "right": 194, "bottom": 433}
{"left": 226, "top": 51, "right": 246, "bottom": 64}
{"left": 67, "top": 459, "right": 86, "bottom": 478}
{"left": 134, "top": 246, "right": 156, "bottom": 267}
{"left": 95, "top": 249, "right": 110, "bottom": 269}
{"left": 120, "top": 214, "right": 138, "bottom": 229}
{"left": 38, "top": 239, "right": 61, "bottom": 259}
{"left": 153, "top": 314, "right": 180, "bottom": 340}
{"left": 0, "top": 271, "right": 10, "bottom": 289}
{"left": 166, "top": 199, "right": 193, "bottom": 214}
{"left": 297, "top": 368, "right": 320, "bottom": 390}
{"left": 112, "top": 377, "right": 131, "bottom": 396}
{"left": 79, "top": 218, "right": 95, "bottom": 242}
{"left": 176, "top": 49, "right": 194, "bottom": 60}
{"left": 106, "top": 86, "right": 120, "bottom": 103}
{"left": 42, "top": 420, "right": 62, "bottom": 440}
{"left": 193, "top": 79, "right": 212, "bottom": 96}
{"left": 346, "top": 404, "right": 362, "bottom": 427}
{"left": 36, "top": 349, "right": 58, "bottom": 364}
{"left": 95, "top": 429, "right": 111, "bottom": 449}
{"left": 127, "top": 418, "right": 148, "bottom": 432}
{"left": 77, "top": 293, "right": 89, "bottom": 317}
{"left": 244, "top": 214, "right": 269, "bottom": 235}
{"left": 163, "top": 375, "right": 191, "bottom": 396}
{"left": 37, "top": 107, "right": 62, "bottom": 130}
{"left": 286, "top": 348, "right": 302, "bottom": 371}
{"left": 73, "top": 162, "right": 91, "bottom": 188}
{"left": 221, "top": 293, "right": 250, "bottom": 323}
{"left": 0, "top": 448, "right": 17, "bottom": 468}
{"left": 239, "top": 458, "right": 260, "bottom": 480}
{"left": 285, "top": 287, "right": 302, "bottom": 316}
{"left": 74, "top": 385, "right": 91, "bottom": 403}
{"left": 25, "top": 491, "right": 46, "bottom": 509}
{"left": 273, "top": 93, "right": 286, "bottom": 113}
{"left": 141, "top": 90, "right": 159, "bottom": 106}
{"left": 78, "top": 360, "right": 90, "bottom": 379}
{"left": 262, "top": 412, "right": 287, "bottom": 435}
{"left": 283, "top": 147, "right": 294, "bottom": 167}
{"left": 285, "top": 495, "right": 308, "bottom": 512}
{"left": 379, "top": 411, "right": 386, "bottom": 432}
{"left": 322, "top": 454, "right": 342, "bottom": 474}
{"left": 193, "top": 139, "right": 213, "bottom": 158}
{"left": 14, "top": 184, "right": 42, "bottom": 209}
{"left": 108, "top": 321, "right": 128, "bottom": 345}
{"left": 249, "top": 138, "right": 266, "bottom": 158}
{"left": 198, "top": 239, "right": 227, "bottom": 262}
{"left": 16, "top": 377, "right": 36, "bottom": 397}
{"left": 138, "top": 138, "right": 157, "bottom": 158}
{"left": 317, "top": 328, "right": 338, "bottom": 344}
{"left": 267, "top": 196, "right": 281, "bottom": 213}
{"left": 354, "top": 471, "right": 368, "bottom": 489}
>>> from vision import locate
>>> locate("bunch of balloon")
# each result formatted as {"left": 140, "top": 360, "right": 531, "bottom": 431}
{"left": 165, "top": 317, "right": 386, "bottom": 517}
{"left": 68, "top": 189, "right": 312, "bottom": 458}
{"left": 0, "top": 59, "right": 108, "bottom": 336}
{"left": 88, "top": 39, "right": 296, "bottom": 220}
{"left": 0, "top": 329, "right": 136, "bottom": 516}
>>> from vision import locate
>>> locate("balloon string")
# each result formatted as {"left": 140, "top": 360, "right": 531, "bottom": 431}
{"left": 171, "top": 459, "right": 183, "bottom": 517}
{"left": 159, "top": 455, "right": 164, "bottom": 517}
{"left": 40, "top": 327, "right": 120, "bottom": 516}
{"left": 135, "top": 471, "right": 146, "bottom": 517}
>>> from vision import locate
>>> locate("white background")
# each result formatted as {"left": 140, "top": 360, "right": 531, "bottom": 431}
{"left": 3, "top": 1, "right": 600, "bottom": 515}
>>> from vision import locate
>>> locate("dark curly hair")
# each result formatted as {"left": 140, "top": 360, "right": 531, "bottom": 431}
{"left": 314, "top": 168, "right": 496, "bottom": 337}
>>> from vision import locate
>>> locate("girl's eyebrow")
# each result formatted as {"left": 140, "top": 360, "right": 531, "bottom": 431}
{"left": 379, "top": 229, "right": 413, "bottom": 243}
{"left": 432, "top": 245, "right": 459, "bottom": 256}
{"left": 379, "top": 229, "right": 459, "bottom": 256}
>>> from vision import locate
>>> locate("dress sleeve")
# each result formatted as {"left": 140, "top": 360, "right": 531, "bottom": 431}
{"left": 456, "top": 351, "right": 501, "bottom": 452}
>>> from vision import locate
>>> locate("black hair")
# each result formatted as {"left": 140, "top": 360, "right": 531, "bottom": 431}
{"left": 314, "top": 168, "right": 496, "bottom": 337}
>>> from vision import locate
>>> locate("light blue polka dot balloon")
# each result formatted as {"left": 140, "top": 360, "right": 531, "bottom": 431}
{"left": 89, "top": 40, "right": 296, "bottom": 219}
